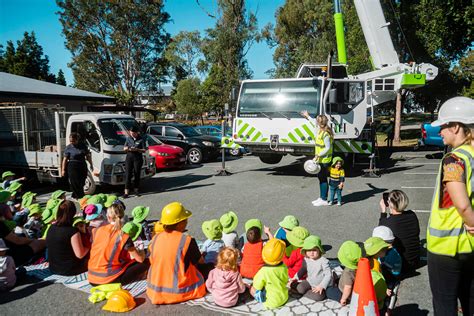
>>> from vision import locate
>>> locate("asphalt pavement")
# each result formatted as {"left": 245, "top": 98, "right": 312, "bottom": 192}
{"left": 2, "top": 148, "right": 442, "bottom": 315}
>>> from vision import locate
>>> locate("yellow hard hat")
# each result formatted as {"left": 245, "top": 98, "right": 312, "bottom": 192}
{"left": 102, "top": 289, "right": 136, "bottom": 312}
{"left": 160, "top": 202, "right": 192, "bottom": 225}
{"left": 262, "top": 238, "right": 286, "bottom": 266}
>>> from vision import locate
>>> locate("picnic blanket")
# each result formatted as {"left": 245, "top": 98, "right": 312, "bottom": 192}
{"left": 25, "top": 262, "right": 351, "bottom": 315}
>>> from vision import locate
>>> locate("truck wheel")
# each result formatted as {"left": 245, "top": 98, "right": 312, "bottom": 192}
{"left": 258, "top": 154, "right": 283, "bottom": 164}
{"left": 187, "top": 147, "right": 203, "bottom": 164}
{"left": 83, "top": 172, "right": 96, "bottom": 195}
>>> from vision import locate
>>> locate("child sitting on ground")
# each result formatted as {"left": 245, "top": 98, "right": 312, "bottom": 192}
{"left": 1, "top": 171, "right": 25, "bottom": 190}
{"left": 13, "top": 192, "right": 37, "bottom": 231}
{"left": 251, "top": 238, "right": 288, "bottom": 309}
{"left": 372, "top": 226, "right": 402, "bottom": 282}
{"left": 220, "top": 211, "right": 239, "bottom": 249}
{"left": 200, "top": 219, "right": 225, "bottom": 265}
{"left": 0, "top": 238, "right": 16, "bottom": 291}
{"left": 292, "top": 235, "right": 332, "bottom": 301}
{"left": 84, "top": 204, "right": 106, "bottom": 230}
{"left": 328, "top": 157, "right": 345, "bottom": 206}
{"left": 283, "top": 226, "right": 309, "bottom": 278}
{"left": 240, "top": 219, "right": 265, "bottom": 279}
{"left": 132, "top": 205, "right": 152, "bottom": 241}
{"left": 73, "top": 216, "right": 91, "bottom": 248}
{"left": 206, "top": 247, "right": 246, "bottom": 307}
{"left": 364, "top": 237, "right": 391, "bottom": 310}
{"left": 24, "top": 204, "right": 44, "bottom": 239}
{"left": 274, "top": 215, "right": 299, "bottom": 257}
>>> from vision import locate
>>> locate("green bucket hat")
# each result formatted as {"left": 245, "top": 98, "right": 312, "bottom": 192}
{"left": 302, "top": 235, "right": 325, "bottom": 254}
{"left": 22, "top": 192, "right": 37, "bottom": 208}
{"left": 28, "top": 204, "right": 43, "bottom": 217}
{"left": 286, "top": 226, "right": 310, "bottom": 248}
{"left": 104, "top": 195, "right": 118, "bottom": 208}
{"left": 331, "top": 156, "right": 344, "bottom": 166}
{"left": 0, "top": 191, "right": 11, "bottom": 204}
{"left": 202, "top": 219, "right": 223, "bottom": 240}
{"left": 2, "top": 171, "right": 15, "bottom": 180}
{"left": 87, "top": 194, "right": 106, "bottom": 205}
{"left": 7, "top": 181, "right": 22, "bottom": 195}
{"left": 72, "top": 216, "right": 88, "bottom": 227}
{"left": 97, "top": 194, "right": 107, "bottom": 205}
{"left": 51, "top": 190, "right": 66, "bottom": 200}
{"left": 42, "top": 207, "right": 55, "bottom": 224}
{"left": 132, "top": 206, "right": 150, "bottom": 224}
{"left": 44, "top": 199, "right": 61, "bottom": 223}
{"left": 244, "top": 218, "right": 262, "bottom": 233}
{"left": 337, "top": 240, "right": 362, "bottom": 270}
{"left": 364, "top": 237, "right": 390, "bottom": 256}
{"left": 219, "top": 211, "right": 239, "bottom": 234}
{"left": 278, "top": 215, "right": 299, "bottom": 230}
{"left": 122, "top": 222, "right": 142, "bottom": 241}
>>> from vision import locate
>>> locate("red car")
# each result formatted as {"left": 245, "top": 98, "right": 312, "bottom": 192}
{"left": 147, "top": 135, "right": 186, "bottom": 169}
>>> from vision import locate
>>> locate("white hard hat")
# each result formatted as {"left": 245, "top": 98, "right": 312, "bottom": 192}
{"left": 431, "top": 96, "right": 474, "bottom": 127}
{"left": 304, "top": 159, "right": 321, "bottom": 175}
{"left": 372, "top": 226, "right": 395, "bottom": 243}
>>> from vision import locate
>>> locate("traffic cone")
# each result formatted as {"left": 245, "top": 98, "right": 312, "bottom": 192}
{"left": 348, "top": 257, "right": 379, "bottom": 316}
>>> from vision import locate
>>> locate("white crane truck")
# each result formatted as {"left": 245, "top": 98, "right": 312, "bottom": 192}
{"left": 232, "top": 0, "right": 438, "bottom": 165}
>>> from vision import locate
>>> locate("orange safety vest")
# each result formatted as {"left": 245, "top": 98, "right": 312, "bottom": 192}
{"left": 146, "top": 230, "right": 206, "bottom": 304}
{"left": 240, "top": 241, "right": 264, "bottom": 278}
{"left": 88, "top": 224, "right": 134, "bottom": 284}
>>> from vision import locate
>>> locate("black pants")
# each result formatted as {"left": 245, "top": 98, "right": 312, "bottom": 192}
{"left": 296, "top": 280, "right": 326, "bottom": 301}
{"left": 125, "top": 153, "right": 143, "bottom": 191}
{"left": 428, "top": 251, "right": 474, "bottom": 316}
{"left": 68, "top": 161, "right": 87, "bottom": 199}
{"left": 317, "top": 163, "right": 330, "bottom": 200}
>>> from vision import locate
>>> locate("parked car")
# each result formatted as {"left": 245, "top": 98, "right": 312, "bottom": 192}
{"left": 147, "top": 122, "right": 221, "bottom": 164}
{"left": 419, "top": 122, "right": 444, "bottom": 148}
{"left": 195, "top": 125, "right": 247, "bottom": 156}
{"left": 146, "top": 134, "right": 186, "bottom": 170}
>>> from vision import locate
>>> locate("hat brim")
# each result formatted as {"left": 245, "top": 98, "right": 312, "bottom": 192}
{"left": 278, "top": 220, "right": 296, "bottom": 230}
{"left": 302, "top": 245, "right": 325, "bottom": 254}
{"left": 244, "top": 219, "right": 262, "bottom": 232}
{"left": 431, "top": 119, "right": 445, "bottom": 127}
{"left": 366, "top": 244, "right": 389, "bottom": 256}
{"left": 338, "top": 255, "right": 358, "bottom": 270}
{"left": 133, "top": 207, "right": 150, "bottom": 224}
{"left": 286, "top": 233, "right": 304, "bottom": 248}
{"left": 222, "top": 211, "right": 238, "bottom": 233}
{"left": 202, "top": 222, "right": 223, "bottom": 240}
{"left": 86, "top": 214, "right": 100, "bottom": 221}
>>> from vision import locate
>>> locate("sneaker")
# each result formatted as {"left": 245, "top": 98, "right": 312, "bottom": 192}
{"left": 312, "top": 198, "right": 323, "bottom": 205}
{"left": 328, "top": 201, "right": 333, "bottom": 205}
{"left": 313, "top": 199, "right": 329, "bottom": 206}
{"left": 337, "top": 202, "right": 342, "bottom": 206}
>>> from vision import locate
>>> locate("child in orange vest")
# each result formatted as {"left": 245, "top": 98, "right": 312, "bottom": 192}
{"left": 283, "top": 226, "right": 309, "bottom": 278}
{"left": 206, "top": 247, "right": 246, "bottom": 307}
{"left": 240, "top": 219, "right": 265, "bottom": 279}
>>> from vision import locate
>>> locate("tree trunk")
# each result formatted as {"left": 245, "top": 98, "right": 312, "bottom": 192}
{"left": 393, "top": 91, "right": 402, "bottom": 143}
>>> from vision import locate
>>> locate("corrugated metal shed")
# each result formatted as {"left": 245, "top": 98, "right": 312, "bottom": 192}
{"left": 0, "top": 72, "right": 113, "bottom": 101}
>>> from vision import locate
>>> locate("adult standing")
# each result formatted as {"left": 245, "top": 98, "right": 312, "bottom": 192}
{"left": 123, "top": 126, "right": 147, "bottom": 198}
{"left": 147, "top": 202, "right": 206, "bottom": 304}
{"left": 302, "top": 111, "right": 334, "bottom": 206}
{"left": 426, "top": 96, "right": 474, "bottom": 316}
{"left": 62, "top": 133, "right": 94, "bottom": 199}
{"left": 88, "top": 203, "right": 149, "bottom": 285}
{"left": 46, "top": 200, "right": 90, "bottom": 275}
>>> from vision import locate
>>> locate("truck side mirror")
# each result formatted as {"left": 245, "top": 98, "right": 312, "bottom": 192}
{"left": 328, "top": 88, "right": 338, "bottom": 104}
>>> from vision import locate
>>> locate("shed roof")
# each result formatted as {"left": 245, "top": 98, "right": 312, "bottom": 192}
{"left": 0, "top": 72, "right": 113, "bottom": 101}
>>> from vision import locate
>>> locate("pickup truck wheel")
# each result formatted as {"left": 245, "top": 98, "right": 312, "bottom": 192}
{"left": 83, "top": 172, "right": 96, "bottom": 195}
{"left": 187, "top": 147, "right": 203, "bottom": 164}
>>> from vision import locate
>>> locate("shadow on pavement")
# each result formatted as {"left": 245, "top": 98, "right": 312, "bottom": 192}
{"left": 140, "top": 173, "right": 214, "bottom": 194}
{"left": 0, "top": 278, "right": 53, "bottom": 304}
{"left": 342, "top": 184, "right": 387, "bottom": 204}
{"left": 393, "top": 304, "right": 429, "bottom": 315}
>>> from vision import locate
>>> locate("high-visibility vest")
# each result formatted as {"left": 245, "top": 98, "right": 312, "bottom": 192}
{"left": 146, "top": 230, "right": 206, "bottom": 304}
{"left": 240, "top": 241, "right": 264, "bottom": 278}
{"left": 427, "top": 144, "right": 474, "bottom": 256}
{"left": 88, "top": 224, "right": 134, "bottom": 284}
{"left": 315, "top": 130, "right": 333, "bottom": 164}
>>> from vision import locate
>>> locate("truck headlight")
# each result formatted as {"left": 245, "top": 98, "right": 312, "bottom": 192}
{"left": 202, "top": 141, "right": 214, "bottom": 147}
{"left": 113, "top": 163, "right": 125, "bottom": 173}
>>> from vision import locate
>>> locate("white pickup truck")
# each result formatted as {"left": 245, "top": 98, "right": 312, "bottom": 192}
{"left": 0, "top": 104, "right": 155, "bottom": 194}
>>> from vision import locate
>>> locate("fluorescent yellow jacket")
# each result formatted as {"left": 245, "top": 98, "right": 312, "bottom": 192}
{"left": 315, "top": 130, "right": 333, "bottom": 164}
{"left": 427, "top": 144, "right": 474, "bottom": 256}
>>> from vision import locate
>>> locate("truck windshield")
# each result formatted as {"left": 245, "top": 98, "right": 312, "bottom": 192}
{"left": 98, "top": 118, "right": 139, "bottom": 145}
{"left": 238, "top": 79, "right": 321, "bottom": 118}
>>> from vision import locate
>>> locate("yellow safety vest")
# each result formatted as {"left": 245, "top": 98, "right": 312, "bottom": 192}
{"left": 427, "top": 144, "right": 474, "bottom": 256}
{"left": 315, "top": 130, "right": 333, "bottom": 164}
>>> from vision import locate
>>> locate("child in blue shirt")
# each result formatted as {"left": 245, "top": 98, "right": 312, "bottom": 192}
{"left": 200, "top": 219, "right": 225, "bottom": 264}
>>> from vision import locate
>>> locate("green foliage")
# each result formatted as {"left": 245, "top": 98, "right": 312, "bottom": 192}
{"left": 56, "top": 69, "right": 67, "bottom": 86}
{"left": 173, "top": 77, "right": 204, "bottom": 117}
{"left": 0, "top": 32, "right": 56, "bottom": 82}
{"left": 56, "top": 0, "right": 171, "bottom": 104}
{"left": 165, "top": 31, "right": 205, "bottom": 79}
{"left": 453, "top": 50, "right": 474, "bottom": 98}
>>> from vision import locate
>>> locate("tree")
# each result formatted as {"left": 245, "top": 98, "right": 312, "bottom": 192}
{"left": 173, "top": 78, "right": 204, "bottom": 118}
{"left": 0, "top": 31, "right": 56, "bottom": 82}
{"left": 56, "top": 69, "right": 67, "bottom": 86}
{"left": 165, "top": 31, "right": 206, "bottom": 80}
{"left": 199, "top": 0, "right": 259, "bottom": 112}
{"left": 56, "top": 0, "right": 171, "bottom": 104}
{"left": 453, "top": 50, "right": 473, "bottom": 99}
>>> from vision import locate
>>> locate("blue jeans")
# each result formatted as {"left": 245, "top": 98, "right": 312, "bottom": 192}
{"left": 329, "top": 184, "right": 342, "bottom": 204}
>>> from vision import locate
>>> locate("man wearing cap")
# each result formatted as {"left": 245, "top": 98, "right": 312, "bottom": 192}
{"left": 147, "top": 202, "right": 206, "bottom": 304}
{"left": 123, "top": 126, "right": 147, "bottom": 198}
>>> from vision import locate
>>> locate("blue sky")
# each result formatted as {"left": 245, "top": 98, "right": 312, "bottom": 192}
{"left": 0, "top": 0, "right": 285, "bottom": 86}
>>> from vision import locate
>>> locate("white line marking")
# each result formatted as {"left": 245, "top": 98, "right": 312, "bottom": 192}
{"left": 401, "top": 186, "right": 435, "bottom": 189}
{"left": 413, "top": 210, "right": 431, "bottom": 213}
{"left": 403, "top": 172, "right": 437, "bottom": 175}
